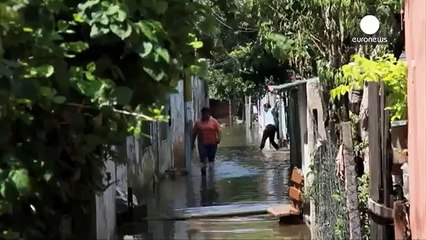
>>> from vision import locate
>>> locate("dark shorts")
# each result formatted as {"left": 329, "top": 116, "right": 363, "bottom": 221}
{"left": 198, "top": 144, "right": 218, "bottom": 162}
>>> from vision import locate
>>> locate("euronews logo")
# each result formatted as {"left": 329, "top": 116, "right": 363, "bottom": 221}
{"left": 351, "top": 15, "right": 388, "bottom": 45}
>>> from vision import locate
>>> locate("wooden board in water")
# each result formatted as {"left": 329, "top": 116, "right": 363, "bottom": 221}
{"left": 173, "top": 202, "right": 283, "bottom": 219}
{"left": 267, "top": 204, "right": 300, "bottom": 218}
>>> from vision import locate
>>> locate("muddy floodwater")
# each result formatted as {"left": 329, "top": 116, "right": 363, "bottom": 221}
{"left": 119, "top": 125, "right": 311, "bottom": 240}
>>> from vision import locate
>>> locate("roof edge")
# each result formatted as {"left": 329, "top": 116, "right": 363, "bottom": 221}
{"left": 268, "top": 77, "right": 319, "bottom": 91}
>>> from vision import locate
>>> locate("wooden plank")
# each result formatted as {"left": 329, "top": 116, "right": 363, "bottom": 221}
{"left": 368, "top": 82, "right": 386, "bottom": 239}
{"left": 290, "top": 168, "right": 303, "bottom": 185}
{"left": 393, "top": 200, "right": 410, "bottom": 240}
{"left": 381, "top": 87, "right": 392, "bottom": 208}
{"left": 368, "top": 198, "right": 394, "bottom": 220}
{"left": 173, "top": 202, "right": 281, "bottom": 219}
{"left": 289, "top": 89, "right": 302, "bottom": 168}
{"left": 267, "top": 204, "right": 300, "bottom": 218}
{"left": 368, "top": 82, "right": 382, "bottom": 201}
{"left": 381, "top": 86, "right": 394, "bottom": 238}
{"left": 289, "top": 186, "right": 302, "bottom": 202}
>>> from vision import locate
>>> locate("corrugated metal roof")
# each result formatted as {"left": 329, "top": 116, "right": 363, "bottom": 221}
{"left": 268, "top": 77, "right": 319, "bottom": 91}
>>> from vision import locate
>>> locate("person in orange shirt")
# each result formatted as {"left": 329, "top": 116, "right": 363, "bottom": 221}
{"left": 192, "top": 107, "right": 222, "bottom": 170}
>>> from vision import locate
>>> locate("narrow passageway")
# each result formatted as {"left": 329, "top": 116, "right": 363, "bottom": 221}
{"left": 120, "top": 125, "right": 310, "bottom": 240}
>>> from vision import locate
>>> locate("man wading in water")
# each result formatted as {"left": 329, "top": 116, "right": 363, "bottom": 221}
{"left": 259, "top": 103, "right": 279, "bottom": 151}
{"left": 192, "top": 107, "right": 222, "bottom": 173}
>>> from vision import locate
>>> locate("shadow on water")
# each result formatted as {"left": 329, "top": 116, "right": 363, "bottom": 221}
{"left": 119, "top": 125, "right": 310, "bottom": 240}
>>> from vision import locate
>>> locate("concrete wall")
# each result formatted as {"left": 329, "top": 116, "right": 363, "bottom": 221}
{"left": 126, "top": 113, "right": 172, "bottom": 199}
{"left": 127, "top": 135, "right": 157, "bottom": 197}
{"left": 278, "top": 96, "right": 288, "bottom": 141}
{"left": 116, "top": 140, "right": 128, "bottom": 196}
{"left": 258, "top": 92, "right": 279, "bottom": 150}
{"left": 95, "top": 159, "right": 117, "bottom": 240}
{"left": 303, "top": 80, "right": 326, "bottom": 232}
{"left": 302, "top": 81, "right": 327, "bottom": 176}
{"left": 256, "top": 91, "right": 291, "bottom": 149}
{"left": 127, "top": 77, "right": 207, "bottom": 198}
{"left": 188, "top": 76, "right": 208, "bottom": 167}
{"left": 94, "top": 77, "right": 207, "bottom": 238}
{"left": 170, "top": 81, "right": 185, "bottom": 169}
{"left": 192, "top": 76, "right": 209, "bottom": 121}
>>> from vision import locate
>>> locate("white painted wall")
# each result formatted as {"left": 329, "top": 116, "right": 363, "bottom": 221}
{"left": 126, "top": 77, "right": 207, "bottom": 196}
{"left": 116, "top": 164, "right": 127, "bottom": 191}
{"left": 258, "top": 92, "right": 279, "bottom": 150}
{"left": 306, "top": 81, "right": 327, "bottom": 155}
{"left": 115, "top": 140, "right": 128, "bottom": 193}
{"left": 278, "top": 97, "right": 288, "bottom": 141}
{"left": 96, "top": 159, "right": 117, "bottom": 240}
{"left": 302, "top": 80, "right": 327, "bottom": 232}
{"left": 170, "top": 81, "right": 185, "bottom": 169}
{"left": 94, "top": 77, "right": 207, "bottom": 238}
{"left": 187, "top": 76, "right": 208, "bottom": 169}
{"left": 192, "top": 76, "right": 209, "bottom": 120}
{"left": 297, "top": 86, "right": 309, "bottom": 176}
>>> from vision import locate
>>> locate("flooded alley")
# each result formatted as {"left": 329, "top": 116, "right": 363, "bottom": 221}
{"left": 119, "top": 126, "right": 311, "bottom": 240}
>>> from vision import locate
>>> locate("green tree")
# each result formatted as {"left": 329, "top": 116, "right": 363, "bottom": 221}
{"left": 204, "top": 0, "right": 293, "bottom": 108}
{"left": 254, "top": 0, "right": 403, "bottom": 122}
{"left": 0, "top": 0, "right": 215, "bottom": 238}
{"left": 205, "top": 1, "right": 403, "bottom": 239}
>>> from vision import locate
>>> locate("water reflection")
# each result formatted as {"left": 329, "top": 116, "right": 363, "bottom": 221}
{"left": 120, "top": 125, "right": 310, "bottom": 240}
{"left": 200, "top": 166, "right": 219, "bottom": 206}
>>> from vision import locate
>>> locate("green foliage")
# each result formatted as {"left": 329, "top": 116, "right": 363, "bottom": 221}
{"left": 330, "top": 54, "right": 407, "bottom": 121}
{"left": 0, "top": 0, "right": 214, "bottom": 238}
{"left": 254, "top": 0, "right": 402, "bottom": 93}
{"left": 206, "top": 0, "right": 402, "bottom": 109}
{"left": 207, "top": 69, "right": 255, "bottom": 100}
{"left": 203, "top": 0, "right": 292, "bottom": 101}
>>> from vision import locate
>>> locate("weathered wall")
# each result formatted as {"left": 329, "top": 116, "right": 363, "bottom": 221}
{"left": 94, "top": 77, "right": 207, "bottom": 237}
{"left": 192, "top": 76, "right": 209, "bottom": 121}
{"left": 304, "top": 80, "right": 327, "bottom": 232}
{"left": 188, "top": 76, "right": 208, "bottom": 167}
{"left": 116, "top": 140, "right": 128, "bottom": 194}
{"left": 127, "top": 77, "right": 207, "bottom": 197}
{"left": 126, "top": 124, "right": 173, "bottom": 200}
{"left": 170, "top": 81, "right": 185, "bottom": 169}
{"left": 127, "top": 136, "right": 156, "bottom": 197}
{"left": 405, "top": 0, "right": 426, "bottom": 238}
{"left": 123, "top": 109, "right": 168, "bottom": 200}
{"left": 95, "top": 159, "right": 117, "bottom": 240}
{"left": 304, "top": 81, "right": 327, "bottom": 175}
{"left": 278, "top": 96, "right": 288, "bottom": 141}
{"left": 258, "top": 92, "right": 279, "bottom": 150}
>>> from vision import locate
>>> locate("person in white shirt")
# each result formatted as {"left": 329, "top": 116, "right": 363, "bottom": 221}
{"left": 260, "top": 103, "right": 279, "bottom": 150}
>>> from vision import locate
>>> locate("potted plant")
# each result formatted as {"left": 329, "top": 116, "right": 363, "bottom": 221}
{"left": 330, "top": 54, "right": 408, "bottom": 164}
